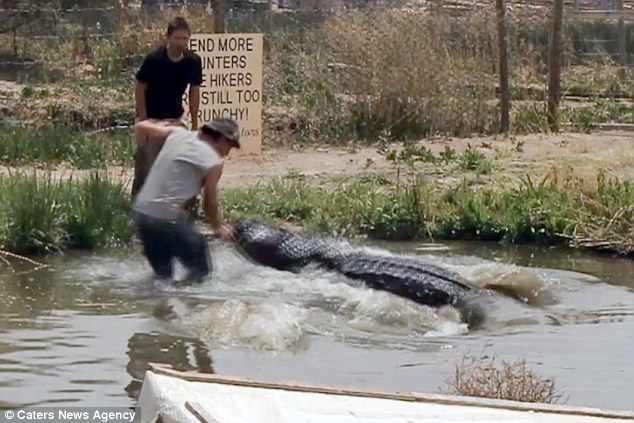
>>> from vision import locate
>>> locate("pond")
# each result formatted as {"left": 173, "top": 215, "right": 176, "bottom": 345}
{"left": 1, "top": 238, "right": 633, "bottom": 411}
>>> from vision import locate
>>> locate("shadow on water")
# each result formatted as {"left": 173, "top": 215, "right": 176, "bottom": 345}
{"left": 0, "top": 256, "right": 219, "bottom": 406}
{"left": 124, "top": 332, "right": 214, "bottom": 401}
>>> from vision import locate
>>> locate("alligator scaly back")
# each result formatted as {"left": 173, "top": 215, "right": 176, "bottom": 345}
{"left": 232, "top": 219, "right": 488, "bottom": 328}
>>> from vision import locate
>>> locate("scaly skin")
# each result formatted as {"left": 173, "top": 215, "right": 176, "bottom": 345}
{"left": 232, "top": 219, "right": 488, "bottom": 328}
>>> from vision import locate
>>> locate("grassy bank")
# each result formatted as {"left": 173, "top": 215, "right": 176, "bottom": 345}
{"left": 0, "top": 172, "right": 132, "bottom": 255}
{"left": 0, "top": 124, "right": 133, "bottom": 168}
{"left": 223, "top": 171, "right": 634, "bottom": 256}
{"left": 0, "top": 169, "right": 631, "bottom": 258}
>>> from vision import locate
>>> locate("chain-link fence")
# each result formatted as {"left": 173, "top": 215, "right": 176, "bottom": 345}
{"left": 0, "top": 1, "right": 340, "bottom": 82}
{"left": 1, "top": 0, "right": 633, "bottom": 136}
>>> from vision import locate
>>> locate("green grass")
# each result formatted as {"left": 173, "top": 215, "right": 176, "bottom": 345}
{"left": 222, "top": 172, "right": 634, "bottom": 255}
{"left": 0, "top": 171, "right": 133, "bottom": 255}
{"left": 0, "top": 168, "right": 631, "bottom": 257}
{"left": 62, "top": 173, "right": 133, "bottom": 250}
{"left": 380, "top": 142, "right": 495, "bottom": 176}
{"left": 0, "top": 172, "right": 67, "bottom": 255}
{"left": 458, "top": 144, "right": 494, "bottom": 175}
{"left": 0, "top": 125, "right": 134, "bottom": 168}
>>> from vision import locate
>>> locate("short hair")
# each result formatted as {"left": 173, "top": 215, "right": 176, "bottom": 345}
{"left": 167, "top": 17, "right": 191, "bottom": 36}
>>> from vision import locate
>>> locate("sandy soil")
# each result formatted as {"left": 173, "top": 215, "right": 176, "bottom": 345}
{"left": 1, "top": 130, "right": 632, "bottom": 190}
{"left": 1, "top": 71, "right": 633, "bottom": 192}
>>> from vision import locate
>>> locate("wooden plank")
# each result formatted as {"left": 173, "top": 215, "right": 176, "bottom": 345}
{"left": 585, "top": 122, "right": 634, "bottom": 130}
{"left": 185, "top": 401, "right": 220, "bottom": 423}
{"left": 146, "top": 362, "right": 634, "bottom": 420}
{"left": 563, "top": 95, "right": 634, "bottom": 101}
{"left": 570, "top": 9, "right": 634, "bottom": 20}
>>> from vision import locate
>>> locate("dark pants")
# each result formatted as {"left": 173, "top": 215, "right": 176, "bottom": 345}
{"left": 133, "top": 212, "right": 211, "bottom": 282}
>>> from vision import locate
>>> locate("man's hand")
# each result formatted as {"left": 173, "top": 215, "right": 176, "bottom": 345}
{"left": 215, "top": 223, "right": 234, "bottom": 241}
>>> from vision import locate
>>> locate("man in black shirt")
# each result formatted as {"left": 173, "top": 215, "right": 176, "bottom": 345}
{"left": 132, "top": 16, "right": 203, "bottom": 202}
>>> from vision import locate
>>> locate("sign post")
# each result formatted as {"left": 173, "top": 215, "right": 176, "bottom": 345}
{"left": 183, "top": 33, "right": 263, "bottom": 156}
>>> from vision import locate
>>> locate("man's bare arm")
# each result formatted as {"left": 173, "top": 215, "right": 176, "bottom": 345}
{"left": 203, "top": 165, "right": 224, "bottom": 229}
{"left": 189, "top": 85, "right": 200, "bottom": 130}
{"left": 135, "top": 81, "right": 148, "bottom": 120}
{"left": 134, "top": 120, "right": 180, "bottom": 142}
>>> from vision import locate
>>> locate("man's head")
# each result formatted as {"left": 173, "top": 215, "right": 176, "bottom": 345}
{"left": 166, "top": 17, "right": 191, "bottom": 54}
{"left": 200, "top": 118, "right": 241, "bottom": 157}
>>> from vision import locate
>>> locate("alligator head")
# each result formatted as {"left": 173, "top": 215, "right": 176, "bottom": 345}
{"left": 232, "top": 219, "right": 326, "bottom": 272}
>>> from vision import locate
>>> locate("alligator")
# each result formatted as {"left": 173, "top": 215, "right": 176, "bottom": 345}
{"left": 231, "top": 219, "right": 495, "bottom": 328}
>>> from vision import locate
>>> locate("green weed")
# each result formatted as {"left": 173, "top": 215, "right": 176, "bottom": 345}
{"left": 458, "top": 144, "right": 494, "bottom": 175}
{"left": 0, "top": 125, "right": 133, "bottom": 168}
{"left": 222, "top": 172, "right": 634, "bottom": 256}
{"left": 0, "top": 171, "right": 132, "bottom": 255}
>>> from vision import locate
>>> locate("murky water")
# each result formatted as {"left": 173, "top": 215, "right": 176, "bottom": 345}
{"left": 1, "top": 239, "right": 633, "bottom": 411}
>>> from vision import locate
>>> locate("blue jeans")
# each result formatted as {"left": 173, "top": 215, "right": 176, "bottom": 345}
{"left": 132, "top": 211, "right": 210, "bottom": 282}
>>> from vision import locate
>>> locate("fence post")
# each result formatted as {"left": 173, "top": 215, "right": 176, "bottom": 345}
{"left": 12, "top": 29, "right": 18, "bottom": 56}
{"left": 496, "top": 0, "right": 510, "bottom": 133}
{"left": 214, "top": 0, "right": 226, "bottom": 33}
{"left": 548, "top": 0, "right": 564, "bottom": 132}
{"left": 617, "top": 0, "right": 627, "bottom": 66}
{"left": 268, "top": 0, "right": 275, "bottom": 31}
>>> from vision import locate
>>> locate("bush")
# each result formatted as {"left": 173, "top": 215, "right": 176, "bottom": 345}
{"left": 0, "top": 172, "right": 66, "bottom": 255}
{"left": 442, "top": 353, "right": 564, "bottom": 404}
{"left": 62, "top": 172, "right": 133, "bottom": 250}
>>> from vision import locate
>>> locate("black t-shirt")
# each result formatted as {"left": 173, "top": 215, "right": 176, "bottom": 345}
{"left": 136, "top": 46, "right": 203, "bottom": 120}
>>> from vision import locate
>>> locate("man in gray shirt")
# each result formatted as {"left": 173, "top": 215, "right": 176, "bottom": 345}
{"left": 131, "top": 118, "right": 240, "bottom": 283}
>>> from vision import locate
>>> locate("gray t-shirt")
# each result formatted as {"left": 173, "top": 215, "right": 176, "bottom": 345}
{"left": 133, "top": 128, "right": 223, "bottom": 220}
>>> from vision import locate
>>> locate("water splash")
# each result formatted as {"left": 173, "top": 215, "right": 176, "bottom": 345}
{"left": 51, "top": 241, "right": 634, "bottom": 354}
{"left": 444, "top": 261, "right": 557, "bottom": 307}
{"left": 158, "top": 298, "right": 308, "bottom": 352}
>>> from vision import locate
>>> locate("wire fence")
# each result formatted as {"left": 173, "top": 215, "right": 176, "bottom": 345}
{"left": 2, "top": 0, "right": 634, "bottom": 137}
{"left": 1, "top": 0, "right": 634, "bottom": 90}
{"left": 0, "top": 6, "right": 116, "bottom": 12}
{"left": 1, "top": 2, "right": 632, "bottom": 43}
{"left": 0, "top": 1, "right": 318, "bottom": 72}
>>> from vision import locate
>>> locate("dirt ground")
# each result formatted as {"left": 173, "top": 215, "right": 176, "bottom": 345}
{"left": 219, "top": 130, "right": 634, "bottom": 188}
{"left": 2, "top": 78, "right": 633, "bottom": 188}
{"left": 1, "top": 129, "right": 632, "bottom": 190}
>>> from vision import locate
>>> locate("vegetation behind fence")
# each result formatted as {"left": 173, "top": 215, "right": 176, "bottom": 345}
{"left": 2, "top": 0, "right": 634, "bottom": 143}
